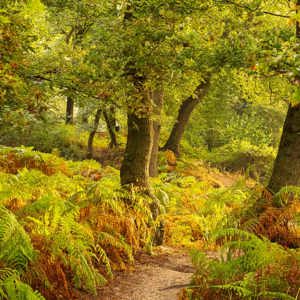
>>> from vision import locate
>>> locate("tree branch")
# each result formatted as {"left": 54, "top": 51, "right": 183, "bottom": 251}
{"left": 29, "top": 74, "right": 120, "bottom": 107}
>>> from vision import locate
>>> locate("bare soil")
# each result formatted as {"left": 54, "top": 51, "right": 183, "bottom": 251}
{"left": 85, "top": 247, "right": 194, "bottom": 300}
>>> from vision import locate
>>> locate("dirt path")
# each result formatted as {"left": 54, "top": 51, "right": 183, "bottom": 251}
{"left": 89, "top": 247, "right": 194, "bottom": 300}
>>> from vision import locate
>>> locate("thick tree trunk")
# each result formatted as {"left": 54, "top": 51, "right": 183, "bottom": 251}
{"left": 162, "top": 80, "right": 210, "bottom": 157}
{"left": 268, "top": 104, "right": 300, "bottom": 192}
{"left": 66, "top": 96, "right": 74, "bottom": 124}
{"left": 268, "top": 0, "right": 300, "bottom": 193}
{"left": 120, "top": 110, "right": 153, "bottom": 190}
{"left": 87, "top": 109, "right": 102, "bottom": 159}
{"left": 120, "top": 88, "right": 164, "bottom": 245}
{"left": 120, "top": 48, "right": 154, "bottom": 190}
{"left": 149, "top": 90, "right": 164, "bottom": 177}
{"left": 103, "top": 107, "right": 118, "bottom": 148}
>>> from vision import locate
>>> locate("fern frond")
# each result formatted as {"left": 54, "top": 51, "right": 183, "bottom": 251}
{"left": 213, "top": 228, "right": 261, "bottom": 243}
{"left": 94, "top": 245, "right": 112, "bottom": 278}
{"left": 97, "top": 232, "right": 133, "bottom": 263}
{"left": 1, "top": 273, "right": 45, "bottom": 300}
{"left": 0, "top": 206, "right": 34, "bottom": 271}
{"left": 69, "top": 247, "right": 106, "bottom": 294}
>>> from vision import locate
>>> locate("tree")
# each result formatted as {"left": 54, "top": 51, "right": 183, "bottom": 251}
{"left": 119, "top": 0, "right": 212, "bottom": 190}
{"left": 37, "top": 0, "right": 120, "bottom": 154}
{"left": 120, "top": 103, "right": 154, "bottom": 190}
{"left": 161, "top": 2, "right": 264, "bottom": 157}
{"left": 162, "top": 80, "right": 211, "bottom": 156}
{"left": 65, "top": 96, "right": 74, "bottom": 124}
{"left": 87, "top": 108, "right": 102, "bottom": 159}
{"left": 268, "top": 0, "right": 300, "bottom": 192}
{"left": 103, "top": 106, "right": 118, "bottom": 149}
{"left": 0, "top": 0, "right": 49, "bottom": 135}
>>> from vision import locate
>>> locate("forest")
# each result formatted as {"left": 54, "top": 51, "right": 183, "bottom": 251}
{"left": 0, "top": 0, "right": 300, "bottom": 299}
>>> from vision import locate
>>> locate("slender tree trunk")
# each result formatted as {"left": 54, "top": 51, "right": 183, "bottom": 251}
{"left": 120, "top": 108, "right": 153, "bottom": 190}
{"left": 162, "top": 80, "right": 211, "bottom": 157}
{"left": 66, "top": 96, "right": 74, "bottom": 124}
{"left": 149, "top": 89, "right": 164, "bottom": 177}
{"left": 103, "top": 107, "right": 118, "bottom": 148}
{"left": 268, "top": 0, "right": 300, "bottom": 193}
{"left": 87, "top": 109, "right": 102, "bottom": 159}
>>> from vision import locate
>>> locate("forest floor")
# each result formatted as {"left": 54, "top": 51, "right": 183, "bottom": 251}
{"left": 84, "top": 246, "right": 194, "bottom": 300}
{"left": 81, "top": 170, "right": 242, "bottom": 300}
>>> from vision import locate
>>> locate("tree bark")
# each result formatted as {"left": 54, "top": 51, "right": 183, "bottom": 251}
{"left": 120, "top": 109, "right": 153, "bottom": 190}
{"left": 66, "top": 96, "right": 74, "bottom": 124}
{"left": 87, "top": 109, "right": 102, "bottom": 159}
{"left": 103, "top": 107, "right": 118, "bottom": 148}
{"left": 268, "top": 104, "right": 300, "bottom": 192}
{"left": 268, "top": 0, "right": 300, "bottom": 193}
{"left": 162, "top": 80, "right": 211, "bottom": 157}
{"left": 149, "top": 89, "right": 164, "bottom": 177}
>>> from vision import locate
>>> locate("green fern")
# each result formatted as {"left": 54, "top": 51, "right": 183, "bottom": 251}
{"left": 190, "top": 228, "right": 299, "bottom": 299}
{"left": 0, "top": 206, "right": 35, "bottom": 271}
{"left": 28, "top": 203, "right": 107, "bottom": 294}
{"left": 0, "top": 207, "right": 44, "bottom": 300}
{"left": 97, "top": 231, "right": 134, "bottom": 263}
{"left": 0, "top": 273, "right": 45, "bottom": 300}
{"left": 94, "top": 245, "right": 112, "bottom": 278}
{"left": 0, "top": 146, "right": 167, "bottom": 298}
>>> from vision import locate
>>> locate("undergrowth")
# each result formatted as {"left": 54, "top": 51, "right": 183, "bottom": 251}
{"left": 0, "top": 121, "right": 109, "bottom": 160}
{"left": 0, "top": 146, "right": 156, "bottom": 299}
{"left": 0, "top": 146, "right": 299, "bottom": 300}
{"left": 153, "top": 159, "right": 252, "bottom": 249}
{"left": 187, "top": 229, "right": 300, "bottom": 300}
{"left": 153, "top": 155, "right": 299, "bottom": 300}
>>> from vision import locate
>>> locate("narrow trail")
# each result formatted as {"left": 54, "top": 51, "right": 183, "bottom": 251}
{"left": 88, "top": 247, "right": 194, "bottom": 300}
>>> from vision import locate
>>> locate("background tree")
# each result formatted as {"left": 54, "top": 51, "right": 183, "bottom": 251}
{"left": 0, "top": 0, "right": 47, "bottom": 132}
{"left": 162, "top": 4, "right": 262, "bottom": 157}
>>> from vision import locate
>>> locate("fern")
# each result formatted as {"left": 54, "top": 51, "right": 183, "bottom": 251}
{"left": 190, "top": 250, "right": 209, "bottom": 271}
{"left": 94, "top": 245, "right": 112, "bottom": 278}
{"left": 87, "top": 180, "right": 125, "bottom": 215}
{"left": 0, "top": 273, "right": 45, "bottom": 300}
{"left": 28, "top": 203, "right": 107, "bottom": 294}
{"left": 190, "top": 228, "right": 300, "bottom": 299}
{"left": 97, "top": 231, "right": 133, "bottom": 263}
{"left": 0, "top": 206, "right": 35, "bottom": 271}
{"left": 0, "top": 207, "right": 44, "bottom": 299}
{"left": 68, "top": 246, "right": 106, "bottom": 294}
{"left": 0, "top": 146, "right": 168, "bottom": 298}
